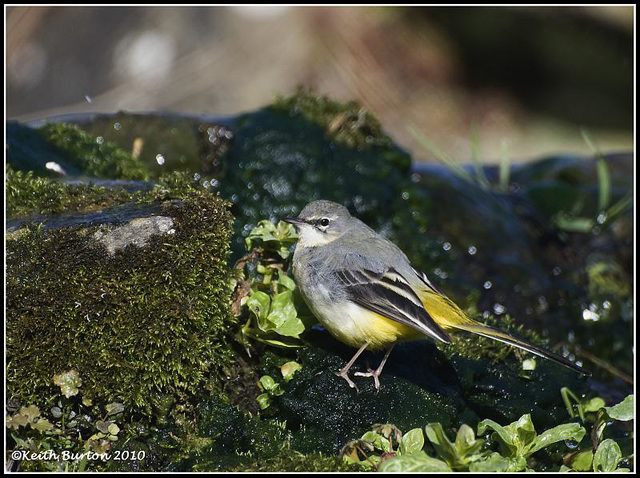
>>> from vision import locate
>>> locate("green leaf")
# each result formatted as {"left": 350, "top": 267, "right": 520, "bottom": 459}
{"left": 280, "top": 361, "right": 302, "bottom": 381}
{"left": 529, "top": 422, "right": 586, "bottom": 455}
{"left": 604, "top": 395, "right": 634, "bottom": 422}
{"left": 584, "top": 397, "right": 606, "bottom": 414}
{"left": 267, "top": 291, "right": 297, "bottom": 326}
{"left": 256, "top": 393, "right": 271, "bottom": 410}
{"left": 454, "top": 424, "right": 484, "bottom": 462}
{"left": 267, "top": 290, "right": 305, "bottom": 337}
{"left": 361, "top": 431, "right": 389, "bottom": 453}
{"left": 468, "top": 452, "right": 512, "bottom": 472}
{"left": 477, "top": 418, "right": 517, "bottom": 456}
{"left": 53, "top": 369, "right": 82, "bottom": 398}
{"left": 260, "top": 336, "right": 305, "bottom": 348}
{"left": 105, "top": 402, "right": 125, "bottom": 417}
{"left": 277, "top": 273, "right": 296, "bottom": 291}
{"left": 20, "top": 404, "right": 41, "bottom": 422}
{"left": 569, "top": 450, "right": 594, "bottom": 472}
{"left": 554, "top": 214, "right": 594, "bottom": 233}
{"left": 7, "top": 413, "right": 30, "bottom": 429}
{"left": 379, "top": 451, "right": 452, "bottom": 472}
{"left": 424, "top": 423, "right": 458, "bottom": 465}
{"left": 258, "top": 375, "right": 279, "bottom": 393}
{"left": 107, "top": 423, "right": 120, "bottom": 436}
{"left": 593, "top": 439, "right": 622, "bottom": 472}
{"left": 399, "top": 428, "right": 425, "bottom": 455}
{"left": 32, "top": 418, "right": 55, "bottom": 433}
{"left": 513, "top": 414, "right": 537, "bottom": 451}
{"left": 95, "top": 420, "right": 110, "bottom": 434}
{"left": 274, "top": 316, "right": 305, "bottom": 337}
{"left": 248, "top": 291, "right": 272, "bottom": 332}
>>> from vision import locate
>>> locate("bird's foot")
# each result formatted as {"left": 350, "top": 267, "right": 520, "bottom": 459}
{"left": 354, "top": 368, "right": 381, "bottom": 391}
{"left": 334, "top": 369, "right": 359, "bottom": 392}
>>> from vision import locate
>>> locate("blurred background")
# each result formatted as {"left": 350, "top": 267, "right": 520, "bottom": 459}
{"left": 6, "top": 6, "right": 634, "bottom": 162}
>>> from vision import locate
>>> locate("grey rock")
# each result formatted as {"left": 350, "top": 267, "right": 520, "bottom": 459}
{"left": 93, "top": 216, "right": 175, "bottom": 256}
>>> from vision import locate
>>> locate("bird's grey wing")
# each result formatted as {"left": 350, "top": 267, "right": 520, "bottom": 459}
{"left": 334, "top": 267, "right": 451, "bottom": 343}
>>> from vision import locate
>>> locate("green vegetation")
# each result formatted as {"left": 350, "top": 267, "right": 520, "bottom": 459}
{"left": 272, "top": 87, "right": 396, "bottom": 151}
{"left": 7, "top": 370, "right": 125, "bottom": 472}
{"left": 235, "top": 220, "right": 309, "bottom": 352}
{"left": 339, "top": 392, "right": 633, "bottom": 472}
{"left": 7, "top": 173, "right": 236, "bottom": 415}
{"left": 6, "top": 165, "right": 144, "bottom": 218}
{"left": 7, "top": 121, "right": 150, "bottom": 180}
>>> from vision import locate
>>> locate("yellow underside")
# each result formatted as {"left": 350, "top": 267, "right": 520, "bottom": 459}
{"left": 325, "top": 289, "right": 474, "bottom": 351}
{"left": 330, "top": 308, "right": 424, "bottom": 351}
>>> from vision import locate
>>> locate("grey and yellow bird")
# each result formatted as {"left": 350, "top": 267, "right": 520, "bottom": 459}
{"left": 284, "top": 200, "right": 588, "bottom": 390}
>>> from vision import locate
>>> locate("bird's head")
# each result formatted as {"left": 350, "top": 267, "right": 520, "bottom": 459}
{"left": 283, "top": 200, "right": 352, "bottom": 248}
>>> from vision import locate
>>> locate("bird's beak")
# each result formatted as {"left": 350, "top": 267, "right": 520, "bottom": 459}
{"left": 283, "top": 217, "right": 307, "bottom": 226}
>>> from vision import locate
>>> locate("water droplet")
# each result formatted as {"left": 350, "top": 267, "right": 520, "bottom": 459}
{"left": 493, "top": 303, "right": 506, "bottom": 315}
{"left": 468, "top": 246, "right": 477, "bottom": 255}
{"left": 483, "top": 281, "right": 492, "bottom": 289}
{"left": 156, "top": 154, "right": 165, "bottom": 165}
{"left": 443, "top": 242, "right": 451, "bottom": 251}
{"left": 402, "top": 191, "right": 410, "bottom": 200}
{"left": 603, "top": 300, "right": 611, "bottom": 309}
{"left": 96, "top": 136, "right": 104, "bottom": 144}
{"left": 84, "top": 94, "right": 93, "bottom": 103}
{"left": 411, "top": 173, "right": 420, "bottom": 183}
{"left": 113, "top": 122, "right": 121, "bottom": 131}
{"left": 582, "top": 308, "right": 599, "bottom": 321}
{"left": 596, "top": 212, "right": 607, "bottom": 224}
{"left": 552, "top": 266, "right": 561, "bottom": 275}
{"left": 45, "top": 161, "right": 66, "bottom": 175}
{"left": 564, "top": 439, "right": 579, "bottom": 450}
{"left": 193, "top": 173, "right": 201, "bottom": 181}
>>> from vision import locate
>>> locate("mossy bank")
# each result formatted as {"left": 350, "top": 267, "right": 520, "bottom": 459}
{"left": 7, "top": 171, "right": 236, "bottom": 415}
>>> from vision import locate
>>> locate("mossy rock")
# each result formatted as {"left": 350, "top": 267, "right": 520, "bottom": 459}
{"left": 258, "top": 334, "right": 469, "bottom": 455}
{"left": 7, "top": 121, "right": 150, "bottom": 180}
{"left": 215, "top": 90, "right": 413, "bottom": 255}
{"left": 6, "top": 173, "right": 236, "bottom": 415}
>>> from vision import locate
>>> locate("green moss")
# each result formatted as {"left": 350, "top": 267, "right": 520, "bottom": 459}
{"left": 220, "top": 91, "right": 412, "bottom": 256}
{"left": 39, "top": 123, "right": 150, "bottom": 180}
{"left": 6, "top": 166, "right": 203, "bottom": 220}
{"left": 439, "top": 313, "right": 546, "bottom": 365}
{"left": 6, "top": 165, "right": 142, "bottom": 218}
{"left": 271, "top": 87, "right": 393, "bottom": 150}
{"left": 7, "top": 121, "right": 150, "bottom": 180}
{"left": 6, "top": 182, "right": 236, "bottom": 415}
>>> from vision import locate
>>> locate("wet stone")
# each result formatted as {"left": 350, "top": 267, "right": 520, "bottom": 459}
{"left": 94, "top": 216, "right": 175, "bottom": 256}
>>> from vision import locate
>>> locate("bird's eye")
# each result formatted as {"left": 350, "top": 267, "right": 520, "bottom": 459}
{"left": 318, "top": 218, "right": 330, "bottom": 227}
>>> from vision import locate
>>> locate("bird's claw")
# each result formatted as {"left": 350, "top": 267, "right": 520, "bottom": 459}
{"left": 354, "top": 368, "right": 381, "bottom": 391}
{"left": 334, "top": 369, "right": 359, "bottom": 393}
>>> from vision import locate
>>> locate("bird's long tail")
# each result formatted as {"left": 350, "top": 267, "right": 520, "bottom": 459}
{"left": 418, "top": 288, "right": 589, "bottom": 375}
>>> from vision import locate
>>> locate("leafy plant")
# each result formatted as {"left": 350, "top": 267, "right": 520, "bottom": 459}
{"left": 477, "top": 414, "right": 586, "bottom": 471}
{"left": 423, "top": 423, "right": 485, "bottom": 470}
{"left": 341, "top": 423, "right": 421, "bottom": 470}
{"left": 7, "top": 370, "right": 125, "bottom": 472}
{"left": 556, "top": 391, "right": 633, "bottom": 472}
{"left": 561, "top": 386, "right": 606, "bottom": 423}
{"left": 235, "top": 220, "right": 309, "bottom": 352}
{"left": 256, "top": 361, "right": 304, "bottom": 411}
{"left": 346, "top": 409, "right": 608, "bottom": 472}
